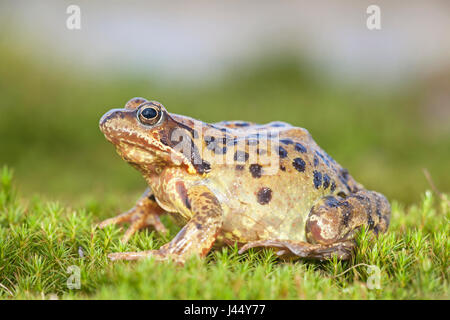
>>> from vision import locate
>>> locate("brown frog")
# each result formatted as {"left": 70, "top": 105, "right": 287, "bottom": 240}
{"left": 98, "top": 97, "right": 390, "bottom": 264}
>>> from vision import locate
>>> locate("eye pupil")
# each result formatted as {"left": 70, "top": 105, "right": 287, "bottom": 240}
{"left": 141, "top": 107, "right": 157, "bottom": 119}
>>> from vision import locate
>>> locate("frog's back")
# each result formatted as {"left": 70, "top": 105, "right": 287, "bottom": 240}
{"left": 186, "top": 119, "right": 363, "bottom": 243}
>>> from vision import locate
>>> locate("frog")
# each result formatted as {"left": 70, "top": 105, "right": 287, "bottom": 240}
{"left": 98, "top": 97, "right": 390, "bottom": 264}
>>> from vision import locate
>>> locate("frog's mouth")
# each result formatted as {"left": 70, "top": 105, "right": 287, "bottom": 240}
{"left": 107, "top": 131, "right": 175, "bottom": 164}
{"left": 114, "top": 138, "right": 198, "bottom": 175}
{"left": 114, "top": 141, "right": 168, "bottom": 166}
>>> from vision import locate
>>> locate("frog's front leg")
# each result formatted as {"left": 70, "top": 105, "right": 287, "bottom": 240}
{"left": 108, "top": 185, "right": 223, "bottom": 265}
{"left": 98, "top": 188, "right": 167, "bottom": 243}
{"left": 239, "top": 190, "right": 390, "bottom": 260}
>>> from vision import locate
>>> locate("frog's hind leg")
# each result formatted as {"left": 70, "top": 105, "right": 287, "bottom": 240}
{"left": 239, "top": 190, "right": 391, "bottom": 260}
{"left": 98, "top": 188, "right": 167, "bottom": 243}
{"left": 238, "top": 239, "right": 354, "bottom": 260}
{"left": 303, "top": 190, "right": 390, "bottom": 251}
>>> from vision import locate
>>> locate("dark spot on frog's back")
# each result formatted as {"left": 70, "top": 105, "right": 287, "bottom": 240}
{"left": 257, "top": 187, "right": 272, "bottom": 205}
{"left": 330, "top": 181, "right": 336, "bottom": 192}
{"left": 249, "top": 164, "right": 262, "bottom": 178}
{"left": 322, "top": 173, "right": 330, "bottom": 189}
{"left": 324, "top": 151, "right": 336, "bottom": 164}
{"left": 205, "top": 136, "right": 227, "bottom": 154}
{"left": 324, "top": 196, "right": 340, "bottom": 208}
{"left": 270, "top": 122, "right": 287, "bottom": 127}
{"left": 294, "top": 143, "right": 307, "bottom": 153}
{"left": 375, "top": 196, "right": 382, "bottom": 219}
{"left": 234, "top": 122, "right": 250, "bottom": 127}
{"left": 292, "top": 157, "right": 306, "bottom": 172}
{"left": 315, "top": 150, "right": 330, "bottom": 166}
{"left": 280, "top": 139, "right": 293, "bottom": 145}
{"left": 313, "top": 170, "right": 322, "bottom": 189}
{"left": 340, "top": 168, "right": 349, "bottom": 181}
{"left": 204, "top": 135, "right": 215, "bottom": 147}
{"left": 277, "top": 146, "right": 288, "bottom": 158}
{"left": 313, "top": 155, "right": 319, "bottom": 167}
{"left": 338, "top": 172, "right": 352, "bottom": 193}
{"left": 175, "top": 181, "right": 191, "bottom": 210}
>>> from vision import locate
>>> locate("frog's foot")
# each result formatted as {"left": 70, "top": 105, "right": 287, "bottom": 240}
{"left": 99, "top": 208, "right": 167, "bottom": 243}
{"left": 238, "top": 239, "right": 355, "bottom": 260}
{"left": 107, "top": 248, "right": 184, "bottom": 264}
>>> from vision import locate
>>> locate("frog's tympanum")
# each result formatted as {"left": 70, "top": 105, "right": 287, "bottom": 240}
{"left": 99, "top": 98, "right": 390, "bottom": 264}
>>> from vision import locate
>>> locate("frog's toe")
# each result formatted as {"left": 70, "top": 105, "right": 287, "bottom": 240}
{"left": 120, "top": 213, "right": 167, "bottom": 243}
{"left": 107, "top": 250, "right": 164, "bottom": 261}
{"left": 238, "top": 240, "right": 296, "bottom": 256}
{"left": 107, "top": 249, "right": 185, "bottom": 265}
{"left": 97, "top": 209, "right": 137, "bottom": 229}
{"left": 143, "top": 213, "right": 168, "bottom": 234}
{"left": 99, "top": 208, "right": 168, "bottom": 243}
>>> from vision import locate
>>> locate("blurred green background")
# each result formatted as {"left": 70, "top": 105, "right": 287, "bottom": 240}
{"left": 0, "top": 1, "right": 449, "bottom": 208}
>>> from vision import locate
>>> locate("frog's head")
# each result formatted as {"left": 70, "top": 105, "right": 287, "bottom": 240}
{"left": 100, "top": 97, "right": 208, "bottom": 175}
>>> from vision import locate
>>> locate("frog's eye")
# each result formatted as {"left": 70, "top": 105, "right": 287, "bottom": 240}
{"left": 138, "top": 106, "right": 160, "bottom": 125}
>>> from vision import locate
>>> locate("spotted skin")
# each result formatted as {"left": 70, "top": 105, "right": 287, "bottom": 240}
{"left": 99, "top": 97, "right": 391, "bottom": 264}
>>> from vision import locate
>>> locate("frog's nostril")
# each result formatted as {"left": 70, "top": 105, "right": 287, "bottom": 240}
{"left": 99, "top": 112, "right": 111, "bottom": 129}
{"left": 99, "top": 109, "right": 122, "bottom": 130}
